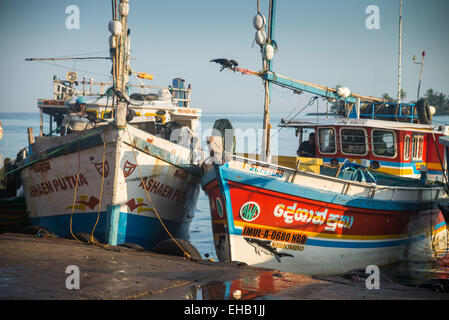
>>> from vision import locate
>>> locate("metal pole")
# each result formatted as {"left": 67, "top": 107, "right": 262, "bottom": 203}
{"left": 417, "top": 51, "right": 425, "bottom": 100}
{"left": 261, "top": 0, "right": 276, "bottom": 162}
{"left": 397, "top": 0, "right": 402, "bottom": 103}
{"left": 115, "top": 0, "right": 129, "bottom": 129}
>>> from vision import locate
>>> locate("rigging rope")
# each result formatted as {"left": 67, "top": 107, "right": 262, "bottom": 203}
{"left": 65, "top": 131, "right": 106, "bottom": 247}
{"left": 69, "top": 141, "right": 82, "bottom": 243}
{"left": 251, "top": 95, "right": 318, "bottom": 155}
{"left": 89, "top": 138, "right": 106, "bottom": 244}
{"left": 430, "top": 132, "right": 449, "bottom": 263}
{"left": 35, "top": 60, "right": 111, "bottom": 79}
{"left": 125, "top": 125, "right": 192, "bottom": 260}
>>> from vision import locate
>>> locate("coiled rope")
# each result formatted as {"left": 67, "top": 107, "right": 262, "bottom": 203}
{"left": 90, "top": 138, "right": 106, "bottom": 244}
{"left": 69, "top": 141, "right": 82, "bottom": 243}
{"left": 125, "top": 124, "right": 192, "bottom": 260}
{"left": 69, "top": 136, "right": 107, "bottom": 246}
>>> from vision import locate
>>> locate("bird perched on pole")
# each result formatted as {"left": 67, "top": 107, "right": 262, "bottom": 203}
{"left": 210, "top": 58, "right": 239, "bottom": 71}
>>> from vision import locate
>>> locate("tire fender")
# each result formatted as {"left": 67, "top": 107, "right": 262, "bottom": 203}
{"left": 152, "top": 238, "right": 202, "bottom": 260}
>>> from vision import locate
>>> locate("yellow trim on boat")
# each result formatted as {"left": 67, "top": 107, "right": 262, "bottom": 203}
{"left": 234, "top": 221, "right": 434, "bottom": 241}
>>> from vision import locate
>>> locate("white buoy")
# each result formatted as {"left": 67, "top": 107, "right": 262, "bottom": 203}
{"left": 158, "top": 88, "right": 172, "bottom": 101}
{"left": 336, "top": 86, "right": 351, "bottom": 98}
{"left": 109, "top": 35, "right": 117, "bottom": 48}
{"left": 232, "top": 290, "right": 242, "bottom": 299}
{"left": 108, "top": 20, "right": 122, "bottom": 36}
{"left": 255, "top": 30, "right": 267, "bottom": 46}
{"left": 253, "top": 13, "right": 266, "bottom": 30}
{"left": 263, "top": 44, "right": 274, "bottom": 60}
{"left": 429, "top": 105, "right": 436, "bottom": 116}
{"left": 119, "top": 2, "right": 129, "bottom": 16}
{"left": 442, "top": 125, "right": 449, "bottom": 136}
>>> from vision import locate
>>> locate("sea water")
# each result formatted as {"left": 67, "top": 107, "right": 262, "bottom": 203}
{"left": 1, "top": 112, "right": 449, "bottom": 287}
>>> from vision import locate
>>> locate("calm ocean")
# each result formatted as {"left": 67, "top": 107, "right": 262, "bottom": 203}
{"left": 1, "top": 112, "right": 449, "bottom": 286}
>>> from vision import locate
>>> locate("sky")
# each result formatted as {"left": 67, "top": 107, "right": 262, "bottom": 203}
{"left": 0, "top": 0, "right": 448, "bottom": 114}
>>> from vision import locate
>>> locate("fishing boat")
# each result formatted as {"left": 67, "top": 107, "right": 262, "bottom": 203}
{"left": 201, "top": 0, "right": 448, "bottom": 275}
{"left": 10, "top": 0, "right": 203, "bottom": 251}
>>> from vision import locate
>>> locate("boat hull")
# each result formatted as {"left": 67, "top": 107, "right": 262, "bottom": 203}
{"left": 21, "top": 125, "right": 200, "bottom": 250}
{"left": 202, "top": 160, "right": 447, "bottom": 275}
{"left": 0, "top": 196, "right": 30, "bottom": 233}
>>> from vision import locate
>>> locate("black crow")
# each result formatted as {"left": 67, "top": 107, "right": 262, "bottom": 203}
{"left": 229, "top": 59, "right": 239, "bottom": 69}
{"left": 210, "top": 58, "right": 239, "bottom": 71}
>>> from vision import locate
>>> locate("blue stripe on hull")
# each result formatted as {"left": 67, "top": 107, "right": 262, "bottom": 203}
{"left": 306, "top": 234, "right": 425, "bottom": 249}
{"left": 31, "top": 212, "right": 190, "bottom": 250}
{"left": 218, "top": 164, "right": 433, "bottom": 212}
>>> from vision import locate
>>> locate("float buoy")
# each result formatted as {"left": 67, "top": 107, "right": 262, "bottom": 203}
{"left": 21, "top": 225, "right": 52, "bottom": 237}
{"left": 118, "top": 242, "right": 144, "bottom": 251}
{"left": 68, "top": 232, "right": 98, "bottom": 244}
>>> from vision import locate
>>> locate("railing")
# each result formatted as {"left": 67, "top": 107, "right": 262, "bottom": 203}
{"left": 359, "top": 102, "right": 418, "bottom": 123}
{"left": 52, "top": 78, "right": 192, "bottom": 107}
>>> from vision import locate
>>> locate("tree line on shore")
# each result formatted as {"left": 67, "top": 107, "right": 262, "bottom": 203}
{"left": 381, "top": 89, "right": 449, "bottom": 115}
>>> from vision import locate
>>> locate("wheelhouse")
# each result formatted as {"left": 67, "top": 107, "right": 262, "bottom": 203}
{"left": 283, "top": 118, "right": 449, "bottom": 181}
{"left": 36, "top": 76, "right": 201, "bottom": 144}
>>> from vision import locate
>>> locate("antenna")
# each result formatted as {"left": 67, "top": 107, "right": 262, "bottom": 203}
{"left": 397, "top": 0, "right": 403, "bottom": 103}
{"left": 25, "top": 57, "right": 110, "bottom": 62}
{"left": 413, "top": 51, "right": 426, "bottom": 100}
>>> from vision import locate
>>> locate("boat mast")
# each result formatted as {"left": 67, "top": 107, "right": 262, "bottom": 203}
{"left": 261, "top": 0, "right": 276, "bottom": 162}
{"left": 112, "top": 0, "right": 130, "bottom": 129}
{"left": 397, "top": 0, "right": 403, "bottom": 103}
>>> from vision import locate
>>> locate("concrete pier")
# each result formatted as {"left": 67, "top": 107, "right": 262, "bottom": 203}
{"left": 0, "top": 233, "right": 447, "bottom": 300}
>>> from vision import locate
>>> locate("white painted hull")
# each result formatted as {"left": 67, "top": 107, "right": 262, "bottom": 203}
{"left": 227, "top": 228, "right": 447, "bottom": 275}
{"left": 20, "top": 124, "right": 200, "bottom": 249}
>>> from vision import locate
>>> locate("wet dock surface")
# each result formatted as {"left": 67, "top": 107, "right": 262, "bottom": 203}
{"left": 0, "top": 233, "right": 448, "bottom": 300}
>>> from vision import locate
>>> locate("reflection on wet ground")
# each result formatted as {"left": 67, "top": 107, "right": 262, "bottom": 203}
{"left": 186, "top": 249, "right": 449, "bottom": 300}
{"left": 1, "top": 233, "right": 448, "bottom": 300}
{"left": 381, "top": 248, "right": 449, "bottom": 290}
{"left": 185, "top": 270, "right": 299, "bottom": 300}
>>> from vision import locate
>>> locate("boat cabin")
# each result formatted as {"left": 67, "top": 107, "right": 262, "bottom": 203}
{"left": 281, "top": 118, "right": 449, "bottom": 181}
{"left": 36, "top": 76, "right": 202, "bottom": 147}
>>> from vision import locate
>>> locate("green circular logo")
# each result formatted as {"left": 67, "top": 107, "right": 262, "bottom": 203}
{"left": 216, "top": 197, "right": 224, "bottom": 217}
{"left": 239, "top": 201, "right": 260, "bottom": 222}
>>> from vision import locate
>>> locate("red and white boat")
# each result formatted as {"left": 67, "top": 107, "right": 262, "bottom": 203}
{"left": 201, "top": 0, "right": 448, "bottom": 275}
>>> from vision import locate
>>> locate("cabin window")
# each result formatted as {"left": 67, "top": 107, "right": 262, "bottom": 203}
{"left": 372, "top": 130, "right": 396, "bottom": 158}
{"left": 318, "top": 128, "right": 336, "bottom": 154}
{"left": 340, "top": 128, "right": 367, "bottom": 155}
{"left": 404, "top": 135, "right": 411, "bottom": 160}
{"left": 411, "top": 134, "right": 424, "bottom": 161}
